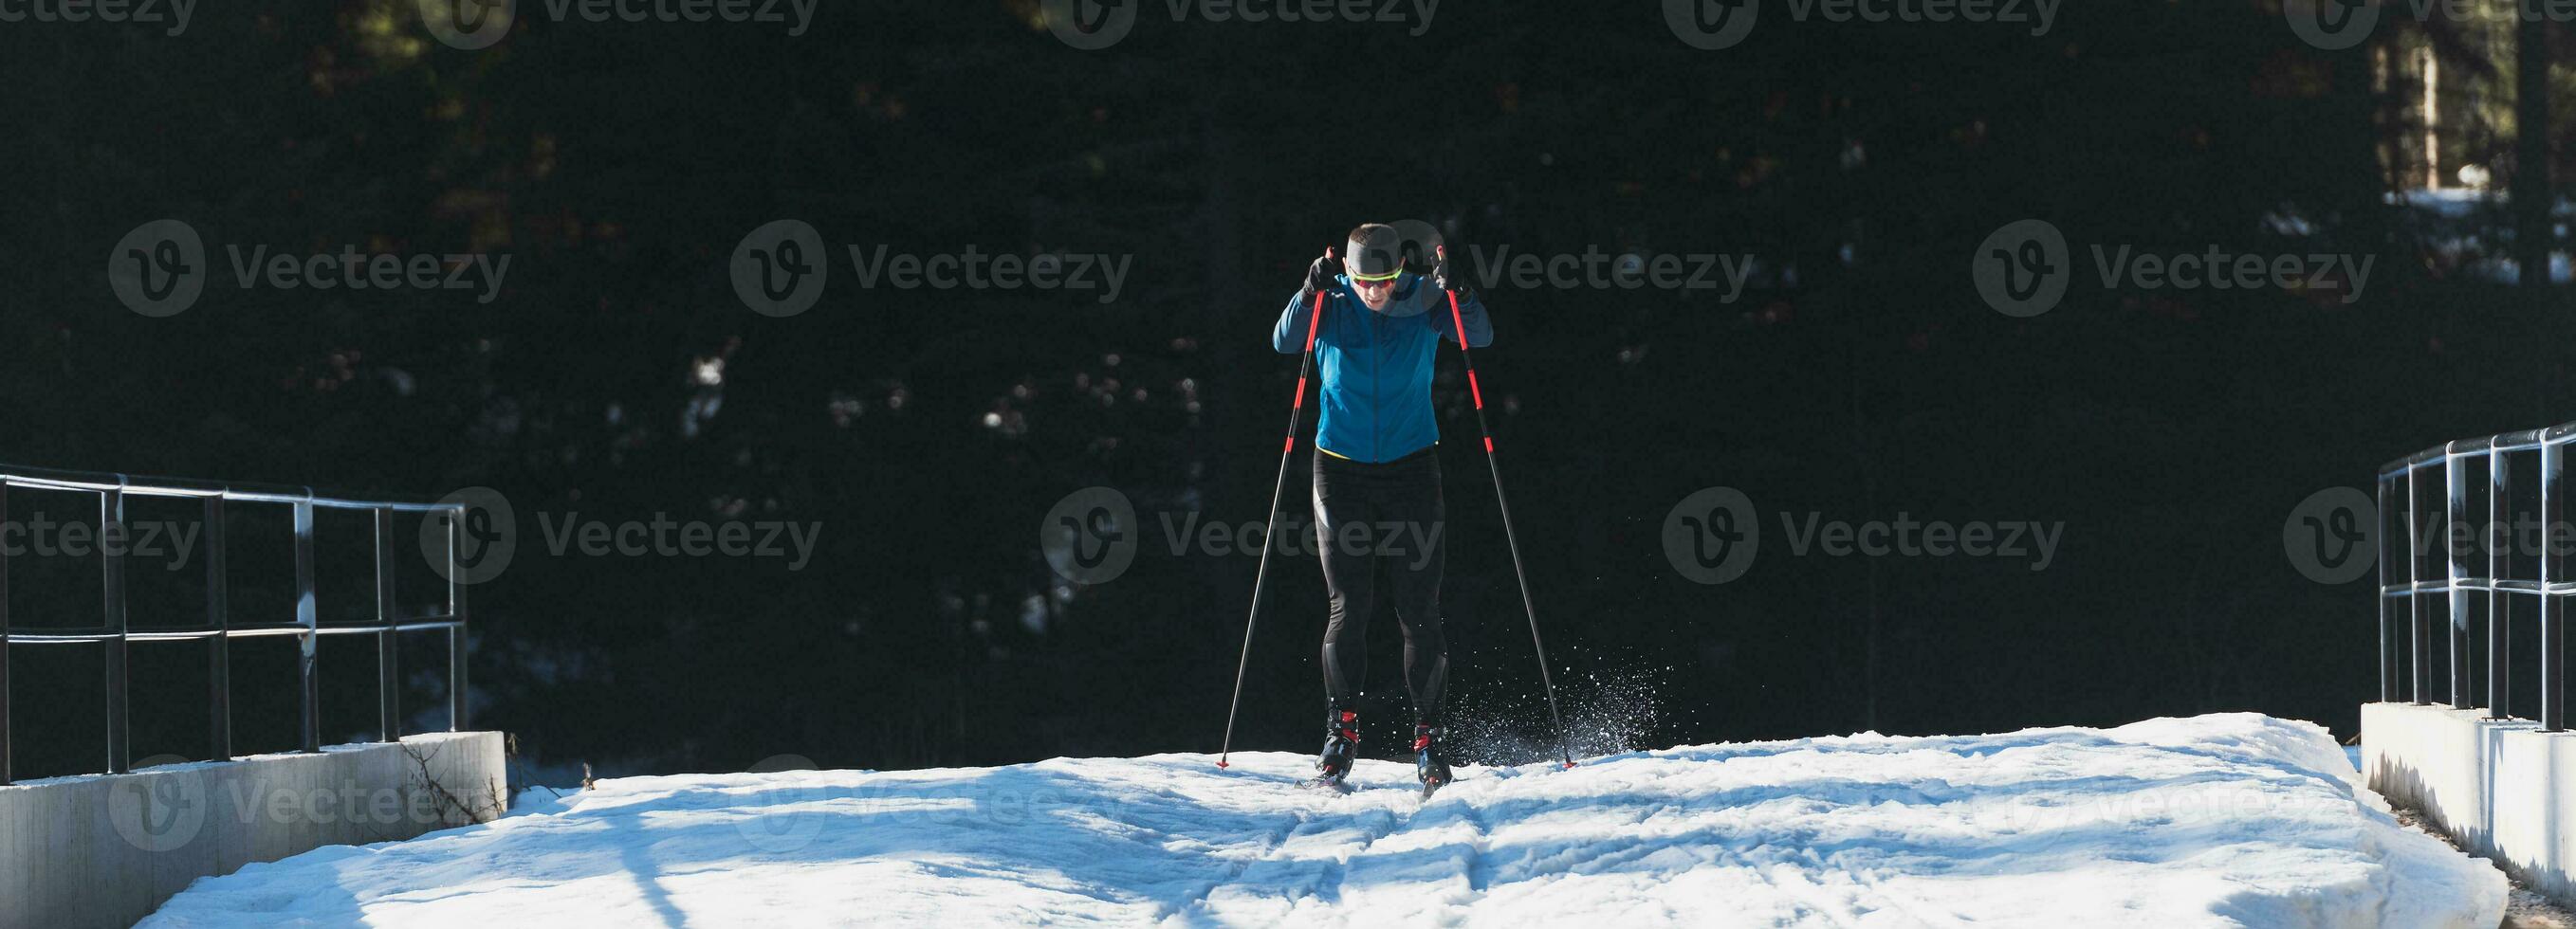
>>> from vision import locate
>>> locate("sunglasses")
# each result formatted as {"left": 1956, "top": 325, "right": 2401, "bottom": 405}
{"left": 1348, "top": 270, "right": 1403, "bottom": 290}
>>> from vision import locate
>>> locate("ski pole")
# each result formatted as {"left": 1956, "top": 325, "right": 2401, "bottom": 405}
{"left": 1218, "top": 283, "right": 1330, "bottom": 769}
{"left": 1441, "top": 267, "right": 1577, "bottom": 770}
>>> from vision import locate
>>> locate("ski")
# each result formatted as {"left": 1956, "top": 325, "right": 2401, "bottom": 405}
{"left": 1303, "top": 775, "right": 1354, "bottom": 795}
{"left": 1418, "top": 768, "right": 1452, "bottom": 799}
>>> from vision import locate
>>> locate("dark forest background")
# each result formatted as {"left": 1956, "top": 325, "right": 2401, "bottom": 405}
{"left": 2, "top": 0, "right": 2571, "bottom": 781}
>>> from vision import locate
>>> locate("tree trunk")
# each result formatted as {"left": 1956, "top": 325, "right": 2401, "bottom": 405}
{"left": 2424, "top": 46, "right": 2441, "bottom": 191}
{"left": 2516, "top": 13, "right": 2551, "bottom": 293}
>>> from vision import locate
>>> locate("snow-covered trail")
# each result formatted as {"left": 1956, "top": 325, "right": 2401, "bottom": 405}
{"left": 141, "top": 714, "right": 2505, "bottom": 928}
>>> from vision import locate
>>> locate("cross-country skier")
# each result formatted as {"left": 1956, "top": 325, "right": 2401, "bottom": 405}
{"left": 1272, "top": 224, "right": 1492, "bottom": 793}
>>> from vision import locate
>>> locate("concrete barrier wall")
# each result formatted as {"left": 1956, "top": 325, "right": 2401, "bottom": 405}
{"left": 2364, "top": 701, "right": 2576, "bottom": 905}
{"left": 0, "top": 731, "right": 506, "bottom": 928}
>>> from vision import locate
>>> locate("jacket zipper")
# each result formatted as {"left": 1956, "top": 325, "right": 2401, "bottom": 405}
{"left": 1369, "top": 308, "right": 1387, "bottom": 462}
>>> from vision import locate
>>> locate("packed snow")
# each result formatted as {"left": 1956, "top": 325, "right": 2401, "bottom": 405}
{"left": 141, "top": 713, "right": 2505, "bottom": 927}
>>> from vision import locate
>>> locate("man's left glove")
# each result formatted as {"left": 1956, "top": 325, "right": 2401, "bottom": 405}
{"left": 1433, "top": 246, "right": 1472, "bottom": 301}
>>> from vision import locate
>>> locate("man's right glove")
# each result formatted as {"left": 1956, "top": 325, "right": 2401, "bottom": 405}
{"left": 1301, "top": 248, "right": 1338, "bottom": 299}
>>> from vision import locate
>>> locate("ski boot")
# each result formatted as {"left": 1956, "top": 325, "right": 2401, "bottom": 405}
{"left": 1414, "top": 723, "right": 1453, "bottom": 798}
{"left": 1311, "top": 708, "right": 1361, "bottom": 792}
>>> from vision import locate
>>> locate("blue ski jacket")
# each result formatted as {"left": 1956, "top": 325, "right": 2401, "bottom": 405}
{"left": 1273, "top": 273, "right": 1494, "bottom": 464}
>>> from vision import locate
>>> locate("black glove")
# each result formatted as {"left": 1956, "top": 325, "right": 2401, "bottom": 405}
{"left": 1433, "top": 246, "right": 1472, "bottom": 301}
{"left": 1301, "top": 248, "right": 1338, "bottom": 298}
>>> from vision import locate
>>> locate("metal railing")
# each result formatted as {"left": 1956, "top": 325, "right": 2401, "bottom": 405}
{"left": 0, "top": 464, "right": 469, "bottom": 784}
{"left": 2378, "top": 424, "right": 2570, "bottom": 732}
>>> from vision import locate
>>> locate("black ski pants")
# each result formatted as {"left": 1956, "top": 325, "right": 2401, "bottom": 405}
{"left": 1314, "top": 446, "right": 1448, "bottom": 726}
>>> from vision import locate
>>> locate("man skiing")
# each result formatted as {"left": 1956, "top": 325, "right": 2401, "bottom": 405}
{"left": 1273, "top": 224, "right": 1492, "bottom": 793}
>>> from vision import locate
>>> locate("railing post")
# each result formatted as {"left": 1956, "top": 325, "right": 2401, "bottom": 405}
{"left": 2380, "top": 472, "right": 2398, "bottom": 703}
{"left": 2401, "top": 463, "right": 2421, "bottom": 700}
{"left": 207, "top": 496, "right": 231, "bottom": 760}
{"left": 2545, "top": 439, "right": 2565, "bottom": 733}
{"left": 103, "top": 486, "right": 130, "bottom": 774}
{"left": 448, "top": 506, "right": 468, "bottom": 733}
{"left": 296, "top": 498, "right": 321, "bottom": 754}
{"left": 376, "top": 507, "right": 399, "bottom": 742}
{"left": 2448, "top": 450, "right": 2473, "bottom": 709}
{"left": 1, "top": 481, "right": 11, "bottom": 786}
{"left": 2491, "top": 442, "right": 2511, "bottom": 719}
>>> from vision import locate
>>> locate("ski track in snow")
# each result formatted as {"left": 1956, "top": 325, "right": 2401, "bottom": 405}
{"left": 139, "top": 713, "right": 2508, "bottom": 928}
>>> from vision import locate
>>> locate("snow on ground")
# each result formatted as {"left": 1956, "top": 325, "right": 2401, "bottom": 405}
{"left": 141, "top": 713, "right": 2504, "bottom": 928}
